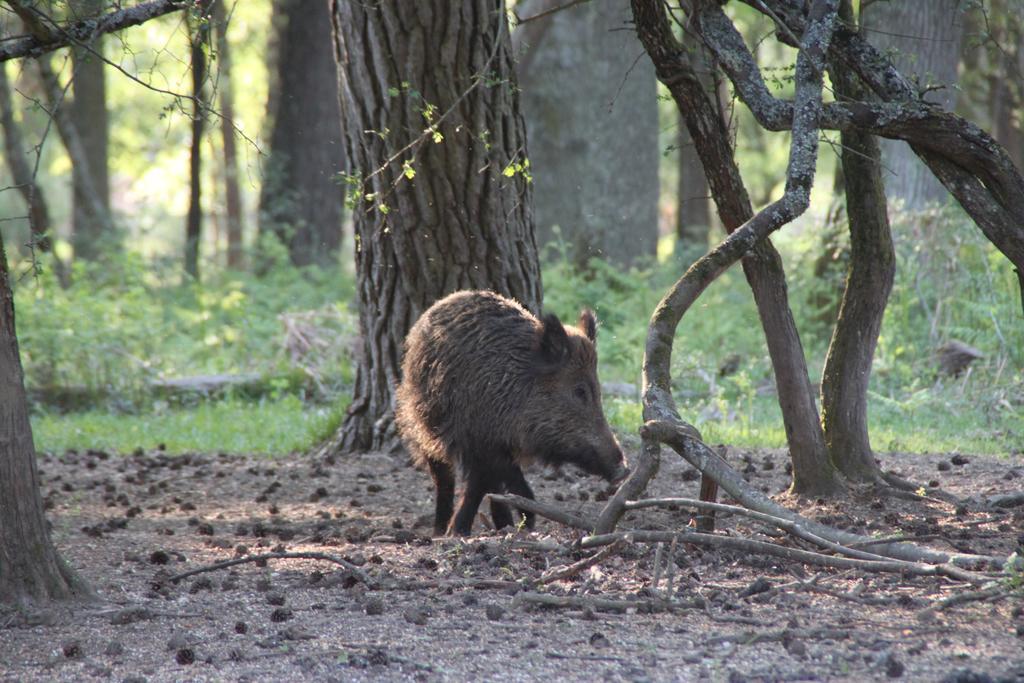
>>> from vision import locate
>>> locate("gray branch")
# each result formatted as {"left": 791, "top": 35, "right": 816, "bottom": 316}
{"left": 0, "top": 0, "right": 188, "bottom": 63}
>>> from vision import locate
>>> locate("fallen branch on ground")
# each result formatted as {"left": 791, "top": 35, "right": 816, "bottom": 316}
{"left": 487, "top": 493, "right": 591, "bottom": 530}
{"left": 624, "top": 496, "right": 960, "bottom": 568}
{"left": 581, "top": 530, "right": 995, "bottom": 585}
{"left": 641, "top": 418, "right": 1003, "bottom": 571}
{"left": 987, "top": 491, "right": 1024, "bottom": 509}
{"left": 164, "top": 551, "right": 371, "bottom": 585}
{"left": 539, "top": 540, "right": 625, "bottom": 585}
{"left": 512, "top": 590, "right": 696, "bottom": 613}
{"left": 918, "top": 583, "right": 1016, "bottom": 620}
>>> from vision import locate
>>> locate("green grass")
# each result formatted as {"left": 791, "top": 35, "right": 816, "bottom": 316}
{"left": 31, "top": 396, "right": 345, "bottom": 456}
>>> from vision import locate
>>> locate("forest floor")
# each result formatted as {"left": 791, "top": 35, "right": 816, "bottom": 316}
{"left": 2, "top": 442, "right": 1023, "bottom": 682}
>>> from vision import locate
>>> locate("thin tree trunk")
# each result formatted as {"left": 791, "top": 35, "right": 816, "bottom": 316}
{"left": 0, "top": 62, "right": 69, "bottom": 285}
{"left": 34, "top": 58, "right": 114, "bottom": 252}
{"left": 70, "top": 0, "right": 111, "bottom": 261}
{"left": 213, "top": 0, "right": 244, "bottom": 270}
{"left": 326, "top": 0, "right": 542, "bottom": 454}
{"left": 820, "top": 1, "right": 895, "bottom": 484}
{"left": 184, "top": 4, "right": 211, "bottom": 281}
{"left": 676, "top": 114, "right": 711, "bottom": 264}
{"left": 808, "top": 156, "right": 848, "bottom": 325}
{"left": 517, "top": 0, "right": 659, "bottom": 268}
{"left": 258, "top": 0, "right": 344, "bottom": 269}
{"left": 0, "top": 231, "right": 91, "bottom": 605}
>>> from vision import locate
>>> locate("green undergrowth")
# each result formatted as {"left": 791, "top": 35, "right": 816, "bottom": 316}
{"left": 20, "top": 208, "right": 1024, "bottom": 457}
{"left": 32, "top": 396, "right": 345, "bottom": 456}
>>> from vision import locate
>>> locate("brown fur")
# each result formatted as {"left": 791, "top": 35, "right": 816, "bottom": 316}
{"left": 395, "top": 290, "right": 627, "bottom": 535}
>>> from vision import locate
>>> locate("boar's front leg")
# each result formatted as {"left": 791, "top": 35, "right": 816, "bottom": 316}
{"left": 427, "top": 459, "right": 456, "bottom": 536}
{"left": 504, "top": 465, "right": 536, "bottom": 530}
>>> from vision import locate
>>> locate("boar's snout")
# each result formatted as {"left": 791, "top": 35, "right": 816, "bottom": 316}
{"left": 602, "top": 443, "right": 629, "bottom": 484}
{"left": 608, "top": 461, "right": 630, "bottom": 485}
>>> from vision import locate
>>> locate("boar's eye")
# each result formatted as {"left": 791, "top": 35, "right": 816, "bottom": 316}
{"left": 573, "top": 384, "right": 588, "bottom": 404}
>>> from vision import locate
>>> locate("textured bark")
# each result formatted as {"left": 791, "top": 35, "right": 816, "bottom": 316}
{"left": 327, "top": 0, "right": 542, "bottom": 453}
{"left": 0, "top": 0, "right": 186, "bottom": 63}
{"left": 861, "top": 0, "right": 964, "bottom": 211}
{"left": 0, "top": 232, "right": 91, "bottom": 606}
{"left": 516, "top": 0, "right": 659, "bottom": 267}
{"left": 69, "top": 0, "right": 111, "bottom": 261}
{"left": 258, "top": 0, "right": 344, "bottom": 268}
{"left": 184, "top": 4, "right": 211, "bottom": 281}
{"left": 820, "top": 2, "right": 895, "bottom": 484}
{"left": 212, "top": 0, "right": 244, "bottom": 270}
{"left": 628, "top": 0, "right": 839, "bottom": 498}
{"left": 0, "top": 62, "right": 69, "bottom": 284}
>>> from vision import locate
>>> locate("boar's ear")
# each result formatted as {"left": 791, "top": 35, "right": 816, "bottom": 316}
{"left": 539, "top": 313, "right": 570, "bottom": 365}
{"left": 578, "top": 309, "right": 597, "bottom": 343}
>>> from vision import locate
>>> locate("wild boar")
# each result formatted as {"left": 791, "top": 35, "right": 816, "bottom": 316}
{"left": 395, "top": 290, "right": 628, "bottom": 536}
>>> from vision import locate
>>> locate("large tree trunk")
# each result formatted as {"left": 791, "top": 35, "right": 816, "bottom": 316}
{"left": 184, "top": 4, "right": 211, "bottom": 281}
{"left": 516, "top": 0, "right": 659, "bottom": 268}
{"left": 69, "top": 0, "right": 111, "bottom": 261}
{"left": 862, "top": 0, "right": 965, "bottom": 211}
{"left": 820, "top": 1, "right": 895, "bottom": 484}
{"left": 0, "top": 232, "right": 90, "bottom": 606}
{"left": 630, "top": 0, "right": 841, "bottom": 496}
{"left": 326, "top": 0, "right": 542, "bottom": 453}
{"left": 258, "top": 0, "right": 344, "bottom": 269}
{"left": 212, "top": 0, "right": 244, "bottom": 270}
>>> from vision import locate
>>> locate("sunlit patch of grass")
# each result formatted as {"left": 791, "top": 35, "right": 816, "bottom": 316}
{"left": 607, "top": 392, "right": 1020, "bottom": 457}
{"left": 32, "top": 396, "right": 348, "bottom": 456}
{"left": 866, "top": 392, "right": 1022, "bottom": 456}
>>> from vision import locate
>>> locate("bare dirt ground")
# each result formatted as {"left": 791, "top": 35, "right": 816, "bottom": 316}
{"left": 2, "top": 442, "right": 1023, "bottom": 682}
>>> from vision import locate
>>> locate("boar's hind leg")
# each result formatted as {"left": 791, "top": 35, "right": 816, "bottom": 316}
{"left": 427, "top": 459, "right": 456, "bottom": 536}
{"left": 489, "top": 495, "right": 514, "bottom": 531}
{"left": 505, "top": 466, "right": 536, "bottom": 529}
{"left": 450, "top": 460, "right": 509, "bottom": 536}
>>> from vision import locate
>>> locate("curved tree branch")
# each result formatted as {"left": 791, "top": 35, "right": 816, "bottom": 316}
{"left": 0, "top": 0, "right": 188, "bottom": 63}
{"left": 732, "top": 0, "right": 1024, "bottom": 273}
{"left": 597, "top": 0, "right": 840, "bottom": 533}
{"left": 629, "top": 0, "right": 838, "bottom": 496}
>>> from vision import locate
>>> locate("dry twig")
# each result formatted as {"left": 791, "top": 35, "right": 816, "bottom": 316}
{"left": 539, "top": 540, "right": 625, "bottom": 585}
{"left": 487, "top": 493, "right": 591, "bottom": 530}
